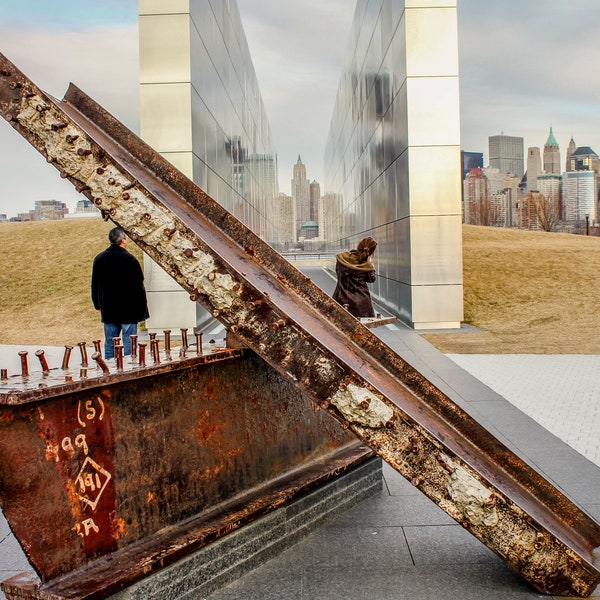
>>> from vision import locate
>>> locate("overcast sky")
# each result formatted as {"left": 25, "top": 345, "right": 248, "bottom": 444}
{"left": 0, "top": 1, "right": 599, "bottom": 218}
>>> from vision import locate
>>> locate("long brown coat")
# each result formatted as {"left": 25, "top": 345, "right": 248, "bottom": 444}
{"left": 332, "top": 251, "right": 376, "bottom": 318}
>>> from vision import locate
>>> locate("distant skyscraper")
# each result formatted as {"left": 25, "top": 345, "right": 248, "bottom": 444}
{"left": 566, "top": 136, "right": 577, "bottom": 172}
{"left": 309, "top": 180, "right": 320, "bottom": 223}
{"left": 537, "top": 173, "right": 562, "bottom": 223}
{"left": 526, "top": 147, "right": 541, "bottom": 192}
{"left": 562, "top": 170, "right": 597, "bottom": 222}
{"left": 489, "top": 135, "right": 524, "bottom": 178}
{"left": 291, "top": 156, "right": 310, "bottom": 239}
{"left": 276, "top": 192, "right": 295, "bottom": 248}
{"left": 463, "top": 167, "right": 488, "bottom": 225}
{"left": 543, "top": 126, "right": 560, "bottom": 175}
{"left": 461, "top": 151, "right": 483, "bottom": 180}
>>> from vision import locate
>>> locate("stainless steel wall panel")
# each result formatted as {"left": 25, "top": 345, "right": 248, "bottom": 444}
{"left": 408, "top": 146, "right": 462, "bottom": 216}
{"left": 139, "top": 15, "right": 191, "bottom": 83}
{"left": 139, "top": 0, "right": 190, "bottom": 15}
{"left": 140, "top": 83, "right": 193, "bottom": 152}
{"left": 405, "top": 8, "right": 459, "bottom": 77}
{"left": 406, "top": 77, "right": 460, "bottom": 147}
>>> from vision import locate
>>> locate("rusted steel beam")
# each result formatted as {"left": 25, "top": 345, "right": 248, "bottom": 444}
{"left": 0, "top": 349, "right": 366, "bottom": 596}
{"left": 0, "top": 52, "right": 599, "bottom": 596}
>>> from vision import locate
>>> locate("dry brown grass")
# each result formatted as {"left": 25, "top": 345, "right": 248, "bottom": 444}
{"left": 0, "top": 218, "right": 144, "bottom": 346}
{"left": 1, "top": 220, "right": 599, "bottom": 353}
{"left": 423, "top": 225, "right": 600, "bottom": 354}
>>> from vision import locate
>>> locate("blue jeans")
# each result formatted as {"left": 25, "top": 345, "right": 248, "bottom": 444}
{"left": 103, "top": 323, "right": 137, "bottom": 359}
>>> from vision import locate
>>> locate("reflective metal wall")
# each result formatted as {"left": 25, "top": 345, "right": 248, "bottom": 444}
{"left": 324, "top": 0, "right": 463, "bottom": 329}
{"left": 139, "top": 0, "right": 278, "bottom": 332}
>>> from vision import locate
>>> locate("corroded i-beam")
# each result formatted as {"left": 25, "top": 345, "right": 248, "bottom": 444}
{"left": 0, "top": 53, "right": 599, "bottom": 597}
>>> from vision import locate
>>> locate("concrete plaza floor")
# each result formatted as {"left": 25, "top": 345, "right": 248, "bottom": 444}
{"left": 0, "top": 266, "right": 598, "bottom": 598}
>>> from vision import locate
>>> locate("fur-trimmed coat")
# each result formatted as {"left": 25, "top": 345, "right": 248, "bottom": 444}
{"left": 332, "top": 250, "right": 376, "bottom": 318}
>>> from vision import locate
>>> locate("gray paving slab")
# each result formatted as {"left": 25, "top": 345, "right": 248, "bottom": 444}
{"left": 0, "top": 265, "right": 599, "bottom": 598}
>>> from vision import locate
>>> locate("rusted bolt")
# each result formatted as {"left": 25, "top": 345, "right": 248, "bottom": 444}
{"left": 359, "top": 399, "right": 371, "bottom": 409}
{"left": 8, "top": 81, "right": 21, "bottom": 89}
{"left": 169, "top": 269, "right": 177, "bottom": 278}
{"left": 149, "top": 332, "right": 157, "bottom": 340}
{"left": 129, "top": 231, "right": 138, "bottom": 240}
{"left": 61, "top": 345, "right": 73, "bottom": 370}
{"left": 35, "top": 103, "right": 49, "bottom": 112}
{"left": 122, "top": 192, "right": 130, "bottom": 200}
{"left": 338, "top": 383, "right": 347, "bottom": 392}
{"left": 0, "top": 369, "right": 7, "bottom": 380}
{"left": 207, "top": 271, "right": 217, "bottom": 281}
{"left": 91, "top": 352, "right": 110, "bottom": 375}
{"left": 343, "top": 303, "right": 349, "bottom": 311}
{"left": 80, "top": 368, "right": 88, "bottom": 379}
{"left": 270, "top": 319, "right": 285, "bottom": 332}
{"left": 258, "top": 343, "right": 266, "bottom": 351}
{"left": 96, "top": 167, "right": 105, "bottom": 175}
{"left": 93, "top": 198, "right": 103, "bottom": 206}
{"left": 212, "top": 310, "right": 220, "bottom": 318}
{"left": 35, "top": 349, "right": 50, "bottom": 374}
{"left": 4, "top": 113, "right": 16, "bottom": 122}
{"left": 18, "top": 351, "right": 29, "bottom": 377}
{"left": 320, "top": 399, "right": 331, "bottom": 409}
{"left": 138, "top": 343, "right": 147, "bottom": 367}
{"left": 247, "top": 299, "right": 264, "bottom": 310}
{"left": 65, "top": 375, "right": 73, "bottom": 383}
{"left": 163, "top": 330, "right": 171, "bottom": 353}
{"left": 180, "top": 328, "right": 188, "bottom": 350}
{"left": 232, "top": 282, "right": 241, "bottom": 292}
{"left": 410, "top": 436, "right": 420, "bottom": 454}
{"left": 143, "top": 213, "right": 151, "bottom": 221}
{"left": 78, "top": 342, "right": 88, "bottom": 367}
{"left": 46, "top": 155, "right": 55, "bottom": 163}
{"left": 60, "top": 171, "right": 69, "bottom": 179}
{"left": 66, "top": 134, "right": 79, "bottom": 143}
{"left": 115, "top": 345, "right": 124, "bottom": 371}
{"left": 75, "top": 182, "right": 89, "bottom": 193}
{"left": 101, "top": 209, "right": 111, "bottom": 221}
{"left": 151, "top": 339, "right": 160, "bottom": 364}
{"left": 189, "top": 293, "right": 198, "bottom": 302}
{"left": 108, "top": 208, "right": 117, "bottom": 216}
{"left": 230, "top": 325, "right": 239, "bottom": 333}
{"left": 385, "top": 415, "right": 397, "bottom": 429}
{"left": 77, "top": 148, "right": 92, "bottom": 157}
{"left": 462, "top": 522, "right": 469, "bottom": 529}
{"left": 92, "top": 339, "right": 102, "bottom": 353}
{"left": 163, "top": 228, "right": 175, "bottom": 238}
{"left": 51, "top": 122, "right": 67, "bottom": 131}
{"left": 107, "top": 177, "right": 116, "bottom": 185}
{"left": 411, "top": 476, "right": 424, "bottom": 487}
{"left": 0, "top": 69, "right": 10, "bottom": 77}
{"left": 130, "top": 334, "right": 138, "bottom": 358}
{"left": 342, "top": 420, "right": 350, "bottom": 430}
{"left": 195, "top": 331, "right": 203, "bottom": 355}
{"left": 184, "top": 248, "right": 194, "bottom": 258}
{"left": 534, "top": 541, "right": 542, "bottom": 550}
{"left": 436, "top": 453, "right": 455, "bottom": 474}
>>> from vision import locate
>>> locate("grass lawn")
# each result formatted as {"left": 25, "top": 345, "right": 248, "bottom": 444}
{"left": 1, "top": 220, "right": 599, "bottom": 354}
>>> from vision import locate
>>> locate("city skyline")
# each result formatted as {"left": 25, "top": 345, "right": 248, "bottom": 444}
{"left": 0, "top": 1, "right": 599, "bottom": 218}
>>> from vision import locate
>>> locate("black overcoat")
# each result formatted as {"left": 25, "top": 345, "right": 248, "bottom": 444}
{"left": 91, "top": 245, "right": 149, "bottom": 324}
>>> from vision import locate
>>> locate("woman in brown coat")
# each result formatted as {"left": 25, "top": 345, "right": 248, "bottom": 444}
{"left": 332, "top": 237, "right": 377, "bottom": 318}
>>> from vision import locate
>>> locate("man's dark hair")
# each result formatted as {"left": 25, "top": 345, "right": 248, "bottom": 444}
{"left": 108, "top": 227, "right": 126, "bottom": 246}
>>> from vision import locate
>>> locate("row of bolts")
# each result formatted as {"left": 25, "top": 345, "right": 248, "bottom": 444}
{"left": 0, "top": 329, "right": 205, "bottom": 382}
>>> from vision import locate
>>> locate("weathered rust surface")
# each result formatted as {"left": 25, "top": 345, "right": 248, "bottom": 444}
{"left": 0, "top": 349, "right": 364, "bottom": 592}
{"left": 0, "top": 52, "right": 599, "bottom": 596}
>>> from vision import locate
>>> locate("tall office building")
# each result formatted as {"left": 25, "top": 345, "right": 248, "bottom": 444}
{"left": 291, "top": 156, "right": 310, "bottom": 239}
{"left": 543, "top": 126, "right": 561, "bottom": 175}
{"left": 139, "top": 0, "right": 278, "bottom": 332}
{"left": 324, "top": 0, "right": 462, "bottom": 329}
{"left": 276, "top": 193, "right": 295, "bottom": 249}
{"left": 489, "top": 135, "right": 524, "bottom": 178}
{"left": 526, "top": 147, "right": 541, "bottom": 192}
{"left": 537, "top": 173, "right": 562, "bottom": 223}
{"left": 461, "top": 151, "right": 483, "bottom": 180}
{"left": 309, "top": 180, "right": 321, "bottom": 223}
{"left": 562, "top": 171, "right": 597, "bottom": 222}
{"left": 566, "top": 136, "right": 577, "bottom": 172}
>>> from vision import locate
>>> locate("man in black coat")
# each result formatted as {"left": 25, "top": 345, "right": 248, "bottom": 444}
{"left": 91, "top": 227, "right": 149, "bottom": 359}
